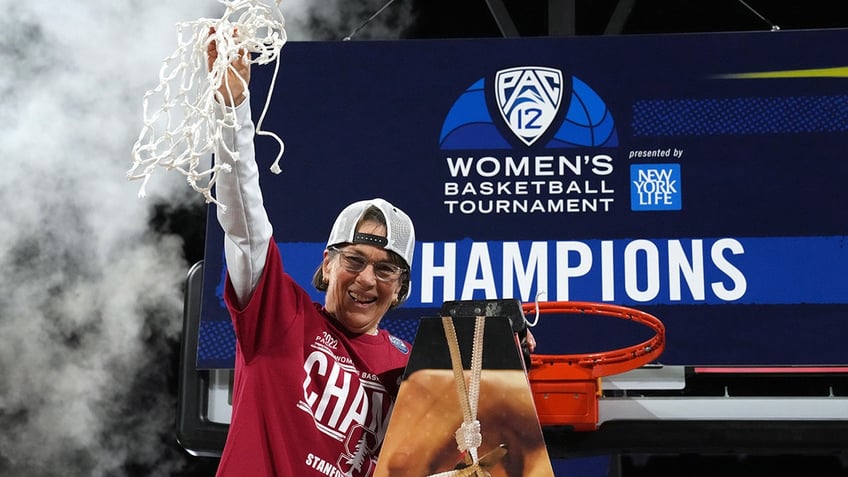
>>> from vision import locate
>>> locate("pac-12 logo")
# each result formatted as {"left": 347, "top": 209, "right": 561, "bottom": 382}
{"left": 440, "top": 66, "right": 618, "bottom": 150}
{"left": 496, "top": 67, "right": 563, "bottom": 146}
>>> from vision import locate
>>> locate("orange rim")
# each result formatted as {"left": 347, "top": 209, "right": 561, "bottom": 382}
{"left": 523, "top": 301, "right": 666, "bottom": 378}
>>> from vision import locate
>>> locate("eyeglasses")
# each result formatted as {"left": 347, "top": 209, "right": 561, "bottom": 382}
{"left": 329, "top": 246, "right": 407, "bottom": 282}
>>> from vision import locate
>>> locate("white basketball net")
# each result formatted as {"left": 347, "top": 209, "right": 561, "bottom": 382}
{"left": 128, "top": 0, "right": 287, "bottom": 208}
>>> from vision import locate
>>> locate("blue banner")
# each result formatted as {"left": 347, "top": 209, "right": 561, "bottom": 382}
{"left": 198, "top": 30, "right": 848, "bottom": 368}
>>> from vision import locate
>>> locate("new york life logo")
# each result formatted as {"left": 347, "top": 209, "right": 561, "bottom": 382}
{"left": 630, "top": 164, "right": 682, "bottom": 211}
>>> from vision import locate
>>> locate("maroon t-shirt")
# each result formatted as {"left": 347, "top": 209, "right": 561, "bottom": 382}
{"left": 215, "top": 240, "right": 410, "bottom": 477}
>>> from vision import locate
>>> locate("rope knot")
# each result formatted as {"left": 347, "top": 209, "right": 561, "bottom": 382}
{"left": 455, "top": 420, "right": 482, "bottom": 452}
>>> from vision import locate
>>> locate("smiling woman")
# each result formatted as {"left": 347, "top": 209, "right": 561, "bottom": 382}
{"left": 207, "top": 32, "right": 417, "bottom": 474}
{"left": 316, "top": 200, "right": 414, "bottom": 336}
{"left": 314, "top": 199, "right": 415, "bottom": 313}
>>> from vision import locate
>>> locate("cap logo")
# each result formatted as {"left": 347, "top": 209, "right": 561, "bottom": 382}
{"left": 352, "top": 232, "right": 388, "bottom": 247}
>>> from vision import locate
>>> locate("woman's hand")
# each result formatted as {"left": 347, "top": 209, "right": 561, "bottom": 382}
{"left": 207, "top": 27, "right": 251, "bottom": 106}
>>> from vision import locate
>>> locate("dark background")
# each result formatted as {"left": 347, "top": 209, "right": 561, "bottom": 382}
{"left": 407, "top": 0, "right": 846, "bottom": 38}
{"left": 171, "top": 1, "right": 848, "bottom": 475}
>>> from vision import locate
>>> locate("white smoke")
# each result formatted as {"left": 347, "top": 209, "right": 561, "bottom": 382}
{"left": 0, "top": 2, "right": 220, "bottom": 475}
{"left": 0, "top": 1, "right": 413, "bottom": 476}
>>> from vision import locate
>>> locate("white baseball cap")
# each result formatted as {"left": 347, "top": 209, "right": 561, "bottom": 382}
{"left": 326, "top": 198, "right": 415, "bottom": 269}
